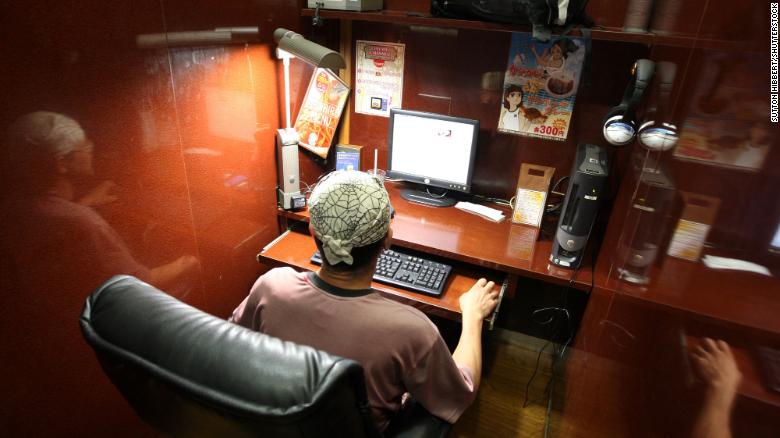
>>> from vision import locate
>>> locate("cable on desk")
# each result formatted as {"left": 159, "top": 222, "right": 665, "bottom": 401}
{"left": 471, "top": 193, "right": 513, "bottom": 208}
{"left": 425, "top": 187, "right": 448, "bottom": 199}
{"left": 300, "top": 171, "right": 333, "bottom": 197}
{"left": 545, "top": 175, "right": 570, "bottom": 214}
{"left": 550, "top": 175, "right": 570, "bottom": 194}
{"left": 300, "top": 180, "right": 315, "bottom": 196}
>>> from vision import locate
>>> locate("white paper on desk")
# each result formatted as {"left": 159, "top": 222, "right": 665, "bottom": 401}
{"left": 455, "top": 202, "right": 506, "bottom": 222}
{"left": 702, "top": 255, "right": 772, "bottom": 276}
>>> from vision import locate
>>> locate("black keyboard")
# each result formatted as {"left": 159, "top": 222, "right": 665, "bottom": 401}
{"left": 310, "top": 248, "right": 452, "bottom": 297}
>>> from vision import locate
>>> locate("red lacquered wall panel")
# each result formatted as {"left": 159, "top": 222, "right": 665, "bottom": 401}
{"left": 0, "top": 0, "right": 301, "bottom": 435}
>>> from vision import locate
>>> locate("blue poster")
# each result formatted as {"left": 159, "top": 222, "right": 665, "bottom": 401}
{"left": 499, "top": 33, "right": 585, "bottom": 141}
{"left": 336, "top": 149, "right": 361, "bottom": 171}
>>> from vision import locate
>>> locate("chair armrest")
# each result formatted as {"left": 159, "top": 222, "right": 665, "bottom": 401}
{"left": 385, "top": 400, "right": 451, "bottom": 438}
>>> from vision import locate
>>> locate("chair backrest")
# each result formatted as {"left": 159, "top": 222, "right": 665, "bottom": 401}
{"left": 80, "top": 275, "right": 381, "bottom": 438}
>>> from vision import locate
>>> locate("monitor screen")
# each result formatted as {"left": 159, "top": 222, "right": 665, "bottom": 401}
{"left": 387, "top": 109, "right": 478, "bottom": 202}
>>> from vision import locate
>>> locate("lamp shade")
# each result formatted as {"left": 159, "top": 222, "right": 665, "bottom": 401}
{"left": 136, "top": 27, "right": 260, "bottom": 49}
{"left": 273, "top": 28, "right": 345, "bottom": 70}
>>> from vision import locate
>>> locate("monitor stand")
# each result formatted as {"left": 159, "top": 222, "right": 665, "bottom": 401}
{"left": 400, "top": 188, "right": 457, "bottom": 207}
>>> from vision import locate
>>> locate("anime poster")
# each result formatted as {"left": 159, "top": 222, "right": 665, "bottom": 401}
{"left": 355, "top": 41, "right": 405, "bottom": 117}
{"left": 294, "top": 68, "right": 350, "bottom": 158}
{"left": 499, "top": 33, "right": 585, "bottom": 141}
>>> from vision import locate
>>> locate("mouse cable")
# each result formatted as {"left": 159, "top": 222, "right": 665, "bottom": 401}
{"left": 471, "top": 193, "right": 512, "bottom": 208}
{"left": 549, "top": 175, "right": 570, "bottom": 195}
{"left": 425, "top": 187, "right": 448, "bottom": 199}
{"left": 523, "top": 306, "right": 571, "bottom": 408}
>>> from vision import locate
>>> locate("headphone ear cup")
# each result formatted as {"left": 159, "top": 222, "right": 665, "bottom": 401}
{"left": 637, "top": 120, "right": 678, "bottom": 151}
{"left": 603, "top": 106, "right": 636, "bottom": 146}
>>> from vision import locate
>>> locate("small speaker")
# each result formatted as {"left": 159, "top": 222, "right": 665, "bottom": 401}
{"left": 276, "top": 129, "right": 305, "bottom": 210}
{"left": 550, "top": 143, "right": 609, "bottom": 269}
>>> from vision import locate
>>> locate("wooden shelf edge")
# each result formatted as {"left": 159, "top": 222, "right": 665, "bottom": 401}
{"left": 278, "top": 207, "right": 593, "bottom": 292}
{"left": 303, "top": 9, "right": 660, "bottom": 45}
{"left": 593, "top": 283, "right": 780, "bottom": 339}
{"left": 256, "top": 233, "right": 509, "bottom": 324}
{"left": 302, "top": 9, "right": 761, "bottom": 51}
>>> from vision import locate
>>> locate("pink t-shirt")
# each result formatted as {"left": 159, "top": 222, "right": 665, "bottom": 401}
{"left": 230, "top": 267, "right": 475, "bottom": 430}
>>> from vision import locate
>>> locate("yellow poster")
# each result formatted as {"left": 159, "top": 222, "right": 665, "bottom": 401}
{"left": 294, "top": 68, "right": 350, "bottom": 158}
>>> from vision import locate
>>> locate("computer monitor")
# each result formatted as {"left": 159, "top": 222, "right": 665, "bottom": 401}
{"left": 387, "top": 109, "right": 479, "bottom": 207}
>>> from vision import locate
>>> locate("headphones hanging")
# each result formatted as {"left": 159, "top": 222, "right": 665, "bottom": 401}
{"left": 602, "top": 59, "right": 655, "bottom": 146}
{"left": 637, "top": 61, "right": 679, "bottom": 152}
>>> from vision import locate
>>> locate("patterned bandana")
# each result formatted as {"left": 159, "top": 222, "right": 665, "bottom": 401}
{"left": 309, "top": 170, "right": 391, "bottom": 266}
{"left": 7, "top": 111, "right": 86, "bottom": 159}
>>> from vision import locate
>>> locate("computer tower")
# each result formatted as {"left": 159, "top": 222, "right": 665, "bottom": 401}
{"left": 616, "top": 164, "right": 679, "bottom": 284}
{"left": 550, "top": 143, "right": 609, "bottom": 269}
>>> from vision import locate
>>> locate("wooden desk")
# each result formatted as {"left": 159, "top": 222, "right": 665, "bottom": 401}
{"left": 278, "top": 182, "right": 594, "bottom": 290}
{"left": 260, "top": 228, "right": 508, "bottom": 325}
{"left": 260, "top": 182, "right": 593, "bottom": 324}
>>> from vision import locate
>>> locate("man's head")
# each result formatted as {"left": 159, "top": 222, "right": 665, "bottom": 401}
{"left": 309, "top": 170, "right": 391, "bottom": 271}
{"left": 5, "top": 111, "right": 94, "bottom": 185}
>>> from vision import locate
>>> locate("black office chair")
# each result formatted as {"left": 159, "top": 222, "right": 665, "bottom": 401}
{"left": 80, "top": 275, "right": 451, "bottom": 438}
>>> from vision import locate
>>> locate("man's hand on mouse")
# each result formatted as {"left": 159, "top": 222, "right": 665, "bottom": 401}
{"left": 459, "top": 278, "right": 498, "bottom": 323}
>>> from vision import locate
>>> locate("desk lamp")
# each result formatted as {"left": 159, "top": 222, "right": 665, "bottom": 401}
{"left": 273, "top": 28, "right": 346, "bottom": 210}
{"left": 136, "top": 27, "right": 260, "bottom": 48}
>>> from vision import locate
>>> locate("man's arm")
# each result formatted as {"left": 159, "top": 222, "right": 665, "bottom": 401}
{"left": 690, "top": 338, "right": 741, "bottom": 438}
{"left": 452, "top": 278, "right": 498, "bottom": 390}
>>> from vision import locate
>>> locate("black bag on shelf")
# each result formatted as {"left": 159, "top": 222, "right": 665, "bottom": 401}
{"left": 430, "top": 0, "right": 592, "bottom": 40}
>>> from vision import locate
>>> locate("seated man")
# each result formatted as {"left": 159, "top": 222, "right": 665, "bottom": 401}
{"left": 231, "top": 170, "right": 498, "bottom": 430}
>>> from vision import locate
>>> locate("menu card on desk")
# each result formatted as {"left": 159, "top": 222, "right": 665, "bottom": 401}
{"left": 512, "top": 164, "right": 554, "bottom": 227}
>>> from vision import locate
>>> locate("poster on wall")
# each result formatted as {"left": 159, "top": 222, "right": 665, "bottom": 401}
{"left": 498, "top": 33, "right": 585, "bottom": 141}
{"left": 355, "top": 40, "right": 405, "bottom": 117}
{"left": 672, "top": 53, "right": 770, "bottom": 172}
{"left": 673, "top": 118, "right": 770, "bottom": 171}
{"left": 294, "top": 68, "right": 350, "bottom": 158}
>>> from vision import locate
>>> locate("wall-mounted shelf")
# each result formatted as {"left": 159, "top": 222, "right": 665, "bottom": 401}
{"left": 302, "top": 8, "right": 761, "bottom": 51}
{"left": 305, "top": 8, "right": 660, "bottom": 45}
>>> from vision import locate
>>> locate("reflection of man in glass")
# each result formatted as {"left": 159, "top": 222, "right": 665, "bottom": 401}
{"left": 0, "top": 111, "right": 196, "bottom": 435}
{"left": 2, "top": 111, "right": 198, "bottom": 291}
